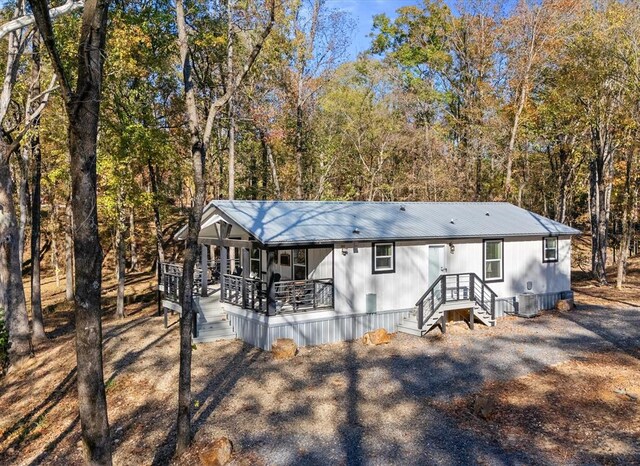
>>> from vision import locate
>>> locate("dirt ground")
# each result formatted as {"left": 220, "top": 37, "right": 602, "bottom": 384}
{"left": 1, "top": 257, "right": 640, "bottom": 465}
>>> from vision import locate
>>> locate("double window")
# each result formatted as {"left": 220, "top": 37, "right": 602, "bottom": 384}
{"left": 483, "top": 239, "right": 503, "bottom": 282}
{"left": 372, "top": 242, "right": 395, "bottom": 274}
{"left": 543, "top": 237, "right": 558, "bottom": 263}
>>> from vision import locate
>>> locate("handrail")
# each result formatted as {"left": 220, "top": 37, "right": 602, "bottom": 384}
{"left": 415, "top": 273, "right": 496, "bottom": 330}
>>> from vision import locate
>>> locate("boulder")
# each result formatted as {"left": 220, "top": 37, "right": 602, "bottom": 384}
{"left": 555, "top": 298, "right": 574, "bottom": 312}
{"left": 271, "top": 338, "right": 297, "bottom": 360}
{"left": 362, "top": 328, "right": 392, "bottom": 346}
{"left": 199, "top": 437, "right": 233, "bottom": 466}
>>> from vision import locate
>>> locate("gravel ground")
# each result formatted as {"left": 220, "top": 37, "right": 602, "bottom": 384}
{"left": 179, "top": 299, "right": 640, "bottom": 466}
{"left": 2, "top": 296, "right": 639, "bottom": 466}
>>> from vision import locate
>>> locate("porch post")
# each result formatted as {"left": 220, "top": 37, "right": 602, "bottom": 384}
{"left": 220, "top": 245, "right": 228, "bottom": 302}
{"left": 242, "top": 247, "right": 250, "bottom": 308}
{"left": 266, "top": 249, "right": 276, "bottom": 316}
{"left": 201, "top": 244, "right": 208, "bottom": 297}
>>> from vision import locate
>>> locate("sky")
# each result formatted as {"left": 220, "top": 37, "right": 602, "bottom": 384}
{"left": 325, "top": 0, "right": 425, "bottom": 59}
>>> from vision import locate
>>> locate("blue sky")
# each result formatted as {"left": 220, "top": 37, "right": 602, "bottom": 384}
{"left": 325, "top": 0, "right": 425, "bottom": 58}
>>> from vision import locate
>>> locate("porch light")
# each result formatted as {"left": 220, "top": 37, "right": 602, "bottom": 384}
{"left": 342, "top": 247, "right": 348, "bottom": 256}
{"left": 449, "top": 243, "right": 455, "bottom": 254}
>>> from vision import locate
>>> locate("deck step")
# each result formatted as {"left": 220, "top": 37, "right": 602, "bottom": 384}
{"left": 397, "top": 303, "right": 496, "bottom": 336}
{"left": 396, "top": 321, "right": 426, "bottom": 336}
{"left": 199, "top": 320, "right": 233, "bottom": 332}
{"left": 194, "top": 332, "right": 236, "bottom": 343}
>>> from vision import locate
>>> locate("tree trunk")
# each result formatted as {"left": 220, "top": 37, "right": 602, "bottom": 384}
{"left": 30, "top": 34, "right": 45, "bottom": 340}
{"left": 227, "top": 98, "right": 235, "bottom": 200}
{"left": 51, "top": 234, "right": 60, "bottom": 287}
{"left": 0, "top": 150, "right": 32, "bottom": 364}
{"left": 589, "top": 158, "right": 610, "bottom": 284}
{"left": 148, "top": 161, "right": 165, "bottom": 263}
{"left": 129, "top": 210, "right": 138, "bottom": 272}
{"left": 227, "top": 0, "right": 235, "bottom": 200}
{"left": 65, "top": 200, "right": 74, "bottom": 301}
{"left": 116, "top": 224, "right": 125, "bottom": 318}
{"left": 259, "top": 128, "right": 280, "bottom": 197}
{"left": 174, "top": 0, "right": 274, "bottom": 453}
{"left": 18, "top": 146, "right": 29, "bottom": 266}
{"left": 29, "top": 0, "right": 113, "bottom": 461}
{"left": 616, "top": 149, "right": 636, "bottom": 289}
{"left": 175, "top": 0, "right": 201, "bottom": 453}
{"left": 294, "top": 100, "right": 304, "bottom": 199}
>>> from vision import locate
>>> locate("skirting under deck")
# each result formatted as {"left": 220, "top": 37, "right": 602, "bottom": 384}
{"left": 225, "top": 306, "right": 412, "bottom": 350}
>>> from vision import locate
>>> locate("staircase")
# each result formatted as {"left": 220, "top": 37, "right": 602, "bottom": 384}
{"left": 398, "top": 273, "right": 497, "bottom": 336}
{"left": 193, "top": 294, "right": 237, "bottom": 343}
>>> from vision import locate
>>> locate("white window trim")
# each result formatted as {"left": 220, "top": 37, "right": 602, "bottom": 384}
{"left": 543, "top": 237, "right": 559, "bottom": 263}
{"left": 483, "top": 239, "right": 503, "bottom": 282}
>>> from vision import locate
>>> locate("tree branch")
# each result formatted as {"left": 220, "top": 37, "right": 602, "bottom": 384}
{"left": 26, "top": 0, "right": 76, "bottom": 104}
{"left": 6, "top": 74, "right": 57, "bottom": 154}
{"left": 202, "top": 0, "right": 276, "bottom": 146}
{"left": 0, "top": 0, "right": 83, "bottom": 41}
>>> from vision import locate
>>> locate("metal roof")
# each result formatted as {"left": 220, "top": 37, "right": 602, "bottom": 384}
{"left": 200, "top": 200, "right": 580, "bottom": 246}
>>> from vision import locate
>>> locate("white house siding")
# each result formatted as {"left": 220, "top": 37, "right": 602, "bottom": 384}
{"left": 332, "top": 236, "right": 572, "bottom": 315}
{"left": 333, "top": 241, "right": 428, "bottom": 314}
{"left": 308, "top": 247, "right": 333, "bottom": 279}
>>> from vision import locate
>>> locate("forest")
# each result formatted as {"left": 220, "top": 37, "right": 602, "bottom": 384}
{"left": 0, "top": 0, "right": 639, "bottom": 463}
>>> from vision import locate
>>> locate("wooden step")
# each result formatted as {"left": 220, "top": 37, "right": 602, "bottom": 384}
{"left": 194, "top": 330, "right": 236, "bottom": 343}
{"left": 396, "top": 321, "right": 426, "bottom": 336}
{"left": 199, "top": 320, "right": 232, "bottom": 332}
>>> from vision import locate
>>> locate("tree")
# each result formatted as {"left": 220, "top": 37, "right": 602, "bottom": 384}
{"left": 29, "top": 0, "right": 113, "bottom": 462}
{"left": 173, "top": 0, "right": 275, "bottom": 454}
{"left": 0, "top": 0, "right": 58, "bottom": 365}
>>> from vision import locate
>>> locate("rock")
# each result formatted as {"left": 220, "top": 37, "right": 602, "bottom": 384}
{"left": 271, "top": 338, "right": 297, "bottom": 360}
{"left": 555, "top": 298, "right": 574, "bottom": 312}
{"left": 362, "top": 328, "right": 392, "bottom": 346}
{"left": 199, "top": 437, "right": 233, "bottom": 466}
{"left": 473, "top": 395, "right": 495, "bottom": 420}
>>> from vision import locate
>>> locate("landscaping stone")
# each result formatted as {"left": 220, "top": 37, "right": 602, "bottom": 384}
{"left": 556, "top": 299, "right": 575, "bottom": 311}
{"left": 199, "top": 437, "right": 233, "bottom": 466}
{"left": 362, "top": 328, "right": 392, "bottom": 345}
{"left": 271, "top": 338, "right": 297, "bottom": 359}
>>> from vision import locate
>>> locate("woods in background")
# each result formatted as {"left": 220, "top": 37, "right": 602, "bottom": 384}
{"left": 1, "top": 0, "right": 640, "bottom": 462}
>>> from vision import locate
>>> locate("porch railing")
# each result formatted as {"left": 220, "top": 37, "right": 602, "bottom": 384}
{"left": 221, "top": 274, "right": 263, "bottom": 310}
{"left": 273, "top": 279, "right": 333, "bottom": 311}
{"left": 220, "top": 274, "right": 334, "bottom": 313}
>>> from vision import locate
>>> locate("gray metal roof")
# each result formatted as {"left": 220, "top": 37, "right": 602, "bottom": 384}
{"left": 203, "top": 200, "right": 581, "bottom": 246}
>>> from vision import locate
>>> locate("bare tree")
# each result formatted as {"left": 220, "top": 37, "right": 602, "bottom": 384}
{"left": 174, "top": 0, "right": 275, "bottom": 454}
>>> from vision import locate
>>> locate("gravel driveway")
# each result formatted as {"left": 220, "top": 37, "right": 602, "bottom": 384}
{"left": 169, "top": 297, "right": 640, "bottom": 466}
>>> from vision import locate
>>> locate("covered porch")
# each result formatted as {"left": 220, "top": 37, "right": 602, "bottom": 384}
{"left": 162, "top": 213, "right": 335, "bottom": 316}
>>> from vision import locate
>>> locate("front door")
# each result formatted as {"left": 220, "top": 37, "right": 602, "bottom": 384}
{"left": 428, "top": 245, "right": 447, "bottom": 288}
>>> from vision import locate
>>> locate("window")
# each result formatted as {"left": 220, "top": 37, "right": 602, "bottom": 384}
{"left": 293, "top": 249, "right": 307, "bottom": 280}
{"left": 372, "top": 242, "right": 395, "bottom": 274}
{"left": 483, "top": 239, "right": 503, "bottom": 282}
{"left": 543, "top": 237, "right": 558, "bottom": 263}
{"left": 250, "top": 247, "right": 261, "bottom": 278}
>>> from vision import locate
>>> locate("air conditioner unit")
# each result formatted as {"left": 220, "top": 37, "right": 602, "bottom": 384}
{"left": 517, "top": 293, "right": 539, "bottom": 318}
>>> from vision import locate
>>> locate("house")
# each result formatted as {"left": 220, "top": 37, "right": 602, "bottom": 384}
{"left": 162, "top": 200, "right": 580, "bottom": 349}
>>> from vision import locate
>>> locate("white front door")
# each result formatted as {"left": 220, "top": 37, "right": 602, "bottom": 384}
{"left": 428, "top": 245, "right": 447, "bottom": 287}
